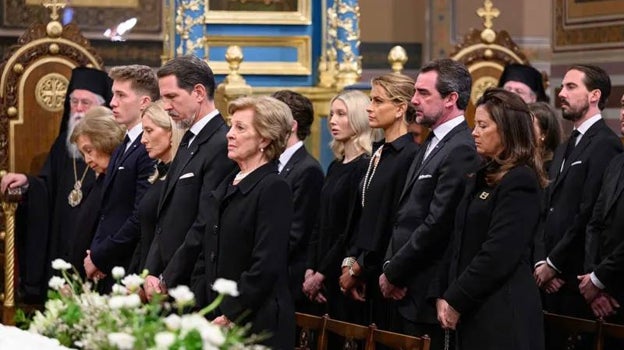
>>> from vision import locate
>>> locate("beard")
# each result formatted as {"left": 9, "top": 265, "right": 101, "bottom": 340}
{"left": 416, "top": 109, "right": 444, "bottom": 128}
{"left": 561, "top": 100, "right": 589, "bottom": 122}
{"left": 65, "top": 112, "right": 84, "bottom": 159}
{"left": 171, "top": 110, "right": 195, "bottom": 129}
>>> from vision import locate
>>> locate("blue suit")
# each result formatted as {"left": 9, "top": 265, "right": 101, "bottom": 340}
{"left": 90, "top": 134, "right": 154, "bottom": 279}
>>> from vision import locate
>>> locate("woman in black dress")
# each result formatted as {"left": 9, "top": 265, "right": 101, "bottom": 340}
{"left": 340, "top": 73, "right": 419, "bottom": 330}
{"left": 436, "top": 89, "right": 546, "bottom": 350}
{"left": 128, "top": 101, "right": 184, "bottom": 275}
{"left": 68, "top": 106, "right": 125, "bottom": 278}
{"left": 302, "top": 90, "right": 374, "bottom": 321}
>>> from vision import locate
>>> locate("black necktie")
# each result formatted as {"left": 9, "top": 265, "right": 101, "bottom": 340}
{"left": 122, "top": 134, "right": 131, "bottom": 153}
{"left": 563, "top": 129, "right": 581, "bottom": 165}
{"left": 180, "top": 130, "right": 194, "bottom": 148}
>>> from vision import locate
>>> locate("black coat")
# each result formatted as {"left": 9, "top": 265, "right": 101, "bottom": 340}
{"left": 90, "top": 135, "right": 154, "bottom": 278}
{"left": 163, "top": 162, "right": 295, "bottom": 349}
{"left": 279, "top": 146, "right": 324, "bottom": 306}
{"left": 384, "top": 121, "right": 478, "bottom": 324}
{"left": 540, "top": 119, "right": 622, "bottom": 287}
{"left": 18, "top": 132, "right": 96, "bottom": 300}
{"left": 146, "top": 115, "right": 235, "bottom": 285}
{"left": 586, "top": 153, "right": 624, "bottom": 309}
{"left": 442, "top": 166, "right": 544, "bottom": 350}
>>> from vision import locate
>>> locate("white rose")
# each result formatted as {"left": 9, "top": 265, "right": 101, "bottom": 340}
{"left": 111, "top": 284, "right": 128, "bottom": 295}
{"left": 212, "top": 278, "right": 239, "bottom": 297}
{"left": 111, "top": 266, "right": 125, "bottom": 279}
{"left": 164, "top": 314, "right": 181, "bottom": 331}
{"left": 123, "top": 294, "right": 141, "bottom": 308}
{"left": 180, "top": 314, "right": 211, "bottom": 334}
{"left": 169, "top": 285, "right": 195, "bottom": 306}
{"left": 108, "top": 295, "right": 125, "bottom": 309}
{"left": 48, "top": 276, "right": 65, "bottom": 290}
{"left": 154, "top": 331, "right": 176, "bottom": 349}
{"left": 51, "top": 259, "right": 72, "bottom": 271}
{"left": 199, "top": 322, "right": 226, "bottom": 346}
{"left": 121, "top": 274, "right": 144, "bottom": 292}
{"left": 107, "top": 332, "right": 135, "bottom": 350}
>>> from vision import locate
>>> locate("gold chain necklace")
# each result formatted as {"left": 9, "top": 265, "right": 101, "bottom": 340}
{"left": 68, "top": 157, "right": 90, "bottom": 207}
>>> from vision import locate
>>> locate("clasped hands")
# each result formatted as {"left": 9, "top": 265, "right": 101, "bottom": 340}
{"left": 302, "top": 269, "right": 327, "bottom": 303}
{"left": 338, "top": 262, "right": 366, "bottom": 302}
{"left": 378, "top": 273, "right": 406, "bottom": 301}
{"left": 436, "top": 298, "right": 460, "bottom": 330}
{"left": 83, "top": 250, "right": 106, "bottom": 281}
{"left": 577, "top": 273, "right": 620, "bottom": 318}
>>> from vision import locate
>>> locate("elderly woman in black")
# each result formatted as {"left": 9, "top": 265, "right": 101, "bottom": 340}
{"left": 157, "top": 96, "right": 295, "bottom": 349}
{"left": 68, "top": 106, "right": 125, "bottom": 278}
{"left": 435, "top": 88, "right": 546, "bottom": 350}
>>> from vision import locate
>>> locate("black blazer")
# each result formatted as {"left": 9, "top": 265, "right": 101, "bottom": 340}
{"left": 384, "top": 121, "right": 479, "bottom": 324}
{"left": 541, "top": 119, "right": 622, "bottom": 282}
{"left": 442, "top": 166, "right": 544, "bottom": 350}
{"left": 164, "top": 162, "right": 295, "bottom": 349}
{"left": 279, "top": 145, "right": 324, "bottom": 303}
{"left": 145, "top": 115, "right": 234, "bottom": 282}
{"left": 90, "top": 134, "right": 154, "bottom": 276}
{"left": 586, "top": 153, "right": 624, "bottom": 303}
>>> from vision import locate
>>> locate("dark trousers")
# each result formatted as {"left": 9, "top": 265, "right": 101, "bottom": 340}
{"left": 401, "top": 315, "right": 445, "bottom": 350}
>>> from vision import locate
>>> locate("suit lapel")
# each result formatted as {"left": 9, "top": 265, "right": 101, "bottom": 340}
{"left": 280, "top": 146, "right": 307, "bottom": 178}
{"left": 551, "top": 120, "right": 604, "bottom": 194}
{"left": 399, "top": 121, "right": 469, "bottom": 202}
{"left": 158, "top": 115, "right": 226, "bottom": 213}
{"left": 102, "top": 134, "right": 142, "bottom": 195}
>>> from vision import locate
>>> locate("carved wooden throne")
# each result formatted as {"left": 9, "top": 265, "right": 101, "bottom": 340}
{"left": 450, "top": 0, "right": 530, "bottom": 124}
{"left": 0, "top": 1, "right": 104, "bottom": 324}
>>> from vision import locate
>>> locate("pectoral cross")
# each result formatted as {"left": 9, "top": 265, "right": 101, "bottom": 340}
{"left": 43, "top": 0, "right": 67, "bottom": 21}
{"left": 477, "top": 0, "right": 500, "bottom": 30}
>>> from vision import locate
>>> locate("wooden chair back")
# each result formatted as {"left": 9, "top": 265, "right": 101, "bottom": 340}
{"left": 371, "top": 326, "right": 431, "bottom": 350}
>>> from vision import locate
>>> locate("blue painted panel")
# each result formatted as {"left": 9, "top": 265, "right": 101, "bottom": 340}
{"left": 215, "top": 75, "right": 313, "bottom": 86}
{"left": 319, "top": 116, "right": 334, "bottom": 172}
{"left": 209, "top": 46, "right": 299, "bottom": 62}
{"left": 206, "top": 25, "right": 312, "bottom": 36}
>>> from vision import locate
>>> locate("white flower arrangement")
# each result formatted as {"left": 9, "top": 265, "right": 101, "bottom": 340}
{"left": 19, "top": 259, "right": 268, "bottom": 350}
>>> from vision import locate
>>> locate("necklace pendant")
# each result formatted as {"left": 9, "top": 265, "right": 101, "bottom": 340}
{"left": 68, "top": 186, "right": 83, "bottom": 207}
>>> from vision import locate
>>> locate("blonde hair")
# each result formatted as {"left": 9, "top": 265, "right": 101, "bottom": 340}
{"left": 227, "top": 96, "right": 293, "bottom": 161}
{"left": 329, "top": 90, "right": 374, "bottom": 159}
{"left": 371, "top": 73, "right": 417, "bottom": 124}
{"left": 141, "top": 101, "right": 185, "bottom": 182}
{"left": 70, "top": 106, "right": 125, "bottom": 155}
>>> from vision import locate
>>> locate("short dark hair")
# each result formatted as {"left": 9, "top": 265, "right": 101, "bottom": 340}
{"left": 271, "top": 90, "right": 314, "bottom": 141}
{"left": 157, "top": 55, "right": 216, "bottom": 99}
{"left": 419, "top": 58, "right": 472, "bottom": 110}
{"left": 569, "top": 64, "right": 611, "bottom": 110}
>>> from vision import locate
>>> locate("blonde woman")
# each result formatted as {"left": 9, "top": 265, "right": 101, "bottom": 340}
{"left": 303, "top": 90, "right": 373, "bottom": 321}
{"left": 347, "top": 73, "right": 420, "bottom": 329}
{"left": 129, "top": 101, "right": 184, "bottom": 273}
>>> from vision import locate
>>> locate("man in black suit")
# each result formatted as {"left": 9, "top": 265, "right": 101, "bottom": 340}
{"left": 144, "top": 55, "right": 234, "bottom": 298}
{"left": 379, "top": 58, "right": 479, "bottom": 349}
{"left": 534, "top": 65, "right": 623, "bottom": 321}
{"left": 271, "top": 90, "right": 324, "bottom": 311}
{"left": 577, "top": 93, "right": 624, "bottom": 324}
{"left": 85, "top": 65, "right": 159, "bottom": 286}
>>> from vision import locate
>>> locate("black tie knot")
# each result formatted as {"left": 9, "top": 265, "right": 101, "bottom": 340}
{"left": 563, "top": 129, "right": 581, "bottom": 164}
{"left": 180, "top": 130, "right": 194, "bottom": 147}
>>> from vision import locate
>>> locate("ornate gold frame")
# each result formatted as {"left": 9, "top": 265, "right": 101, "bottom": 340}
{"left": 205, "top": 36, "right": 311, "bottom": 75}
{"left": 554, "top": 0, "right": 624, "bottom": 51}
{"left": 203, "top": 0, "right": 311, "bottom": 25}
